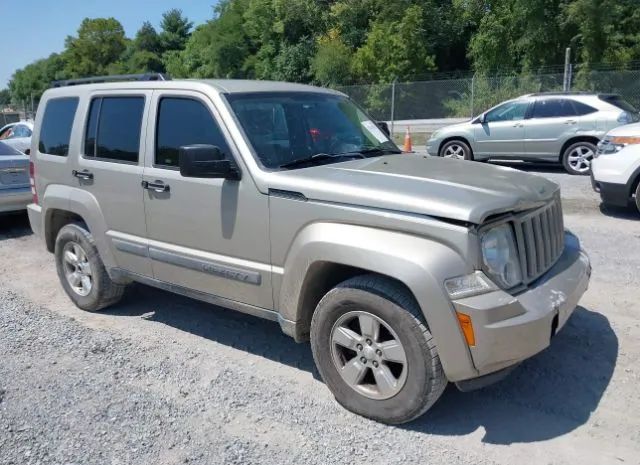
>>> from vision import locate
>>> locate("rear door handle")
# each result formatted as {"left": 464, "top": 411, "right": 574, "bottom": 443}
{"left": 512, "top": 123, "right": 524, "bottom": 128}
{"left": 564, "top": 120, "right": 577, "bottom": 125}
{"left": 142, "top": 180, "right": 170, "bottom": 193}
{"left": 72, "top": 169, "right": 94, "bottom": 180}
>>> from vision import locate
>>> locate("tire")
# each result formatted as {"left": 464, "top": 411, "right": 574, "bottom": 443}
{"left": 54, "top": 223, "right": 125, "bottom": 312}
{"left": 635, "top": 182, "right": 640, "bottom": 214}
{"left": 310, "top": 274, "right": 447, "bottom": 424}
{"left": 439, "top": 139, "right": 473, "bottom": 161}
{"left": 562, "top": 141, "right": 597, "bottom": 175}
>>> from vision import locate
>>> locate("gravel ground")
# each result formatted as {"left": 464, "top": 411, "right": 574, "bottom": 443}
{"left": 0, "top": 164, "right": 639, "bottom": 465}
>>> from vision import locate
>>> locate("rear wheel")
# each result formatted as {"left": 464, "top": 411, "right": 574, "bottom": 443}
{"left": 310, "top": 275, "right": 447, "bottom": 424}
{"left": 55, "top": 223, "right": 125, "bottom": 312}
{"left": 439, "top": 140, "right": 473, "bottom": 161}
{"left": 562, "top": 141, "right": 596, "bottom": 175}
{"left": 635, "top": 181, "right": 640, "bottom": 214}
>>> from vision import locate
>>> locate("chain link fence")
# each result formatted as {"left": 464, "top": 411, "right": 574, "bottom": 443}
{"left": 335, "top": 68, "right": 640, "bottom": 125}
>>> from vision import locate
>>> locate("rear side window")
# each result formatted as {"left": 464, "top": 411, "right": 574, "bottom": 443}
{"left": 531, "top": 99, "right": 576, "bottom": 118}
{"left": 571, "top": 100, "right": 597, "bottom": 116}
{"left": 599, "top": 95, "right": 638, "bottom": 113}
{"left": 155, "top": 97, "right": 231, "bottom": 167}
{"left": 38, "top": 97, "right": 79, "bottom": 156}
{"left": 84, "top": 96, "right": 145, "bottom": 163}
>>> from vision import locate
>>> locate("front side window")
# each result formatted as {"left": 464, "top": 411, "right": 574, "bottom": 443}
{"left": 155, "top": 97, "right": 231, "bottom": 167}
{"left": 84, "top": 96, "right": 144, "bottom": 163}
{"left": 227, "top": 92, "right": 398, "bottom": 169}
{"left": 38, "top": 97, "right": 79, "bottom": 156}
{"left": 485, "top": 101, "right": 529, "bottom": 123}
{"left": 531, "top": 99, "right": 576, "bottom": 118}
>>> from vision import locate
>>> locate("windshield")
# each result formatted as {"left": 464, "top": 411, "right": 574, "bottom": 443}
{"left": 226, "top": 92, "right": 398, "bottom": 169}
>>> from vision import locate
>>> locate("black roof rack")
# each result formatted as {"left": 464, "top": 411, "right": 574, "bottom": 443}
{"left": 526, "top": 91, "right": 618, "bottom": 97}
{"left": 52, "top": 73, "right": 170, "bottom": 88}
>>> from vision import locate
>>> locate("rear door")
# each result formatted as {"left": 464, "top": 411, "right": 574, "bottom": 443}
{"left": 473, "top": 100, "right": 529, "bottom": 158}
{"left": 71, "top": 91, "right": 153, "bottom": 277}
{"left": 524, "top": 98, "right": 583, "bottom": 158}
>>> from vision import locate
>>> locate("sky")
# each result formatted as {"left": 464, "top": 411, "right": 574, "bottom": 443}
{"left": 1, "top": 0, "right": 218, "bottom": 88}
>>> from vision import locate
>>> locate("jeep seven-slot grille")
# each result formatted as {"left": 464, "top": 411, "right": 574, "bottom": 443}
{"left": 512, "top": 195, "right": 565, "bottom": 284}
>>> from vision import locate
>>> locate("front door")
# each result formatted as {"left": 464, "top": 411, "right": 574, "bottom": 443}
{"left": 473, "top": 100, "right": 529, "bottom": 158}
{"left": 72, "top": 91, "right": 153, "bottom": 277}
{"left": 141, "top": 91, "right": 273, "bottom": 309}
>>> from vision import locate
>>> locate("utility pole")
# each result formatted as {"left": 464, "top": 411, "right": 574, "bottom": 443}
{"left": 390, "top": 77, "right": 398, "bottom": 135}
{"left": 563, "top": 47, "right": 571, "bottom": 92}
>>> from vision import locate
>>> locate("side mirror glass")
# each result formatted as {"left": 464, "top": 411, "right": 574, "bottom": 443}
{"left": 179, "top": 144, "right": 240, "bottom": 180}
{"left": 376, "top": 121, "right": 391, "bottom": 136}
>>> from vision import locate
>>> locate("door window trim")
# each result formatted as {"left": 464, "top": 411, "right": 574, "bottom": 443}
{"left": 81, "top": 93, "right": 147, "bottom": 166}
{"left": 151, "top": 94, "right": 239, "bottom": 172}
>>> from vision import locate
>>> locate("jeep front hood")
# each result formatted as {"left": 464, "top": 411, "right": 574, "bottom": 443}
{"left": 266, "top": 155, "right": 559, "bottom": 224}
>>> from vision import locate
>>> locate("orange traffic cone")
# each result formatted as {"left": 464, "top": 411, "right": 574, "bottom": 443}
{"left": 403, "top": 126, "right": 413, "bottom": 153}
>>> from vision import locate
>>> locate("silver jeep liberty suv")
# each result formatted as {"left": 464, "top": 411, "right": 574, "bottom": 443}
{"left": 28, "top": 74, "right": 591, "bottom": 424}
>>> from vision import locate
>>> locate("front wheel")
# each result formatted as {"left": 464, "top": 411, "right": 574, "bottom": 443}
{"left": 439, "top": 140, "right": 473, "bottom": 160}
{"left": 310, "top": 275, "right": 447, "bottom": 424}
{"left": 562, "top": 142, "right": 596, "bottom": 175}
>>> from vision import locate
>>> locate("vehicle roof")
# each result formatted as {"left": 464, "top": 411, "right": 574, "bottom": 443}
{"left": 0, "top": 140, "right": 26, "bottom": 155}
{"left": 42, "top": 79, "right": 344, "bottom": 98}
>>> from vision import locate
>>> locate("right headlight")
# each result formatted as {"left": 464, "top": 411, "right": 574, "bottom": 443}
{"left": 481, "top": 223, "right": 522, "bottom": 289}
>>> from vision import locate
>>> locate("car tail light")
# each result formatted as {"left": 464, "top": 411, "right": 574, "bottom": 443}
{"left": 29, "top": 161, "right": 38, "bottom": 205}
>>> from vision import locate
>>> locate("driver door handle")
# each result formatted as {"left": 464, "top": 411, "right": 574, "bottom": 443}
{"left": 72, "top": 169, "right": 94, "bottom": 180}
{"left": 564, "top": 119, "right": 577, "bottom": 125}
{"left": 512, "top": 122, "right": 524, "bottom": 128}
{"left": 142, "top": 180, "right": 170, "bottom": 193}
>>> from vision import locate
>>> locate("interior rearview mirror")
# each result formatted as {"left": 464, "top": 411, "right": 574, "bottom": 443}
{"left": 376, "top": 121, "right": 391, "bottom": 136}
{"left": 179, "top": 145, "right": 240, "bottom": 180}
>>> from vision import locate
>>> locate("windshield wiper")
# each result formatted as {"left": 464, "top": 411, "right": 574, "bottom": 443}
{"left": 279, "top": 152, "right": 364, "bottom": 170}
{"left": 356, "top": 147, "right": 402, "bottom": 156}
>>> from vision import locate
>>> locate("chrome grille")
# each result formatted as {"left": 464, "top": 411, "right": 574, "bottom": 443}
{"left": 513, "top": 196, "right": 565, "bottom": 283}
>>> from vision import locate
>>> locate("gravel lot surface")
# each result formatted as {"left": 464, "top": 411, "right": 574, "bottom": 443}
{"left": 0, "top": 162, "right": 639, "bottom": 465}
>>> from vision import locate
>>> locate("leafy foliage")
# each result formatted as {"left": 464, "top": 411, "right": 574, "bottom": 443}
{"left": 7, "top": 1, "right": 640, "bottom": 105}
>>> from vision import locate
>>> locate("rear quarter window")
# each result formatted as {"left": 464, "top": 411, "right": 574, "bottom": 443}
{"left": 38, "top": 97, "right": 79, "bottom": 156}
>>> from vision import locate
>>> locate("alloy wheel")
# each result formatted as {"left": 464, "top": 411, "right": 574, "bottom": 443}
{"left": 330, "top": 311, "right": 408, "bottom": 400}
{"left": 442, "top": 143, "right": 466, "bottom": 159}
{"left": 567, "top": 145, "right": 594, "bottom": 173}
{"left": 62, "top": 241, "right": 93, "bottom": 297}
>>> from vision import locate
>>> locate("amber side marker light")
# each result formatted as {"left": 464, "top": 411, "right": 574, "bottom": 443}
{"left": 456, "top": 312, "right": 476, "bottom": 347}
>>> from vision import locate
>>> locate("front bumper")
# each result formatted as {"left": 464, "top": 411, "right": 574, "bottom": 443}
{"left": 451, "top": 232, "right": 591, "bottom": 382}
{"left": 590, "top": 171, "right": 631, "bottom": 207}
{"left": 426, "top": 139, "right": 438, "bottom": 156}
{"left": 0, "top": 189, "right": 31, "bottom": 214}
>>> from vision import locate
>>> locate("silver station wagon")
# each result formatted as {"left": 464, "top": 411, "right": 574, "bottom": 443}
{"left": 427, "top": 92, "right": 639, "bottom": 175}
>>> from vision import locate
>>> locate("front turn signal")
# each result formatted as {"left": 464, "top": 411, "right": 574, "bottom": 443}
{"left": 456, "top": 312, "right": 476, "bottom": 347}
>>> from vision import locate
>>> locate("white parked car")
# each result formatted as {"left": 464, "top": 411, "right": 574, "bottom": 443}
{"left": 0, "top": 121, "right": 34, "bottom": 154}
{"left": 591, "top": 122, "right": 640, "bottom": 212}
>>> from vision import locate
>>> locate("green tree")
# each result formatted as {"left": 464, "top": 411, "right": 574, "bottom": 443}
{"left": 311, "top": 35, "right": 354, "bottom": 86}
{"left": 63, "top": 18, "right": 128, "bottom": 77}
{"left": 352, "top": 5, "right": 437, "bottom": 83}
{"left": 0, "top": 89, "right": 11, "bottom": 105}
{"left": 159, "top": 9, "right": 193, "bottom": 53}
{"left": 9, "top": 53, "right": 66, "bottom": 103}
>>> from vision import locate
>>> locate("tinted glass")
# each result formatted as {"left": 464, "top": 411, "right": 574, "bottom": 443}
{"left": 92, "top": 97, "right": 144, "bottom": 163}
{"left": 38, "top": 98, "right": 78, "bottom": 156}
{"left": 532, "top": 99, "right": 576, "bottom": 118}
{"left": 571, "top": 100, "right": 597, "bottom": 116}
{"left": 0, "top": 141, "right": 23, "bottom": 156}
{"left": 485, "top": 101, "right": 529, "bottom": 122}
{"left": 228, "top": 92, "right": 397, "bottom": 169}
{"left": 84, "top": 98, "right": 101, "bottom": 156}
{"left": 599, "top": 95, "right": 638, "bottom": 113}
{"left": 156, "top": 98, "right": 230, "bottom": 167}
{"left": 12, "top": 125, "right": 31, "bottom": 138}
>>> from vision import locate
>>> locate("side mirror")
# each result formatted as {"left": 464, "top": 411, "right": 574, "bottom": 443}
{"left": 376, "top": 121, "right": 391, "bottom": 136}
{"left": 179, "top": 145, "right": 240, "bottom": 180}
{"left": 475, "top": 113, "right": 486, "bottom": 124}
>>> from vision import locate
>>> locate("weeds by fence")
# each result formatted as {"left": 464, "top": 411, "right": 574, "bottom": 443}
{"left": 335, "top": 68, "right": 640, "bottom": 123}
